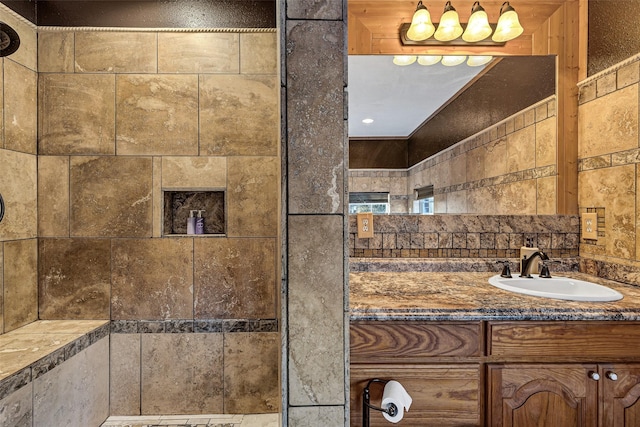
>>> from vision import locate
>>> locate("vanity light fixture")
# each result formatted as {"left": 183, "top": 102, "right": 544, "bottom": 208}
{"left": 401, "top": 0, "right": 522, "bottom": 46}
{"left": 492, "top": 1, "right": 523, "bottom": 42}
{"left": 433, "top": 1, "right": 463, "bottom": 41}
{"left": 462, "top": 1, "right": 492, "bottom": 42}
{"left": 406, "top": 0, "right": 435, "bottom": 41}
{"left": 392, "top": 55, "right": 417, "bottom": 66}
{"left": 440, "top": 55, "right": 467, "bottom": 66}
{"left": 417, "top": 55, "right": 442, "bottom": 66}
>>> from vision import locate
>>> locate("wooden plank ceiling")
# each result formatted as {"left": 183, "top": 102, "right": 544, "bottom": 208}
{"left": 348, "top": 0, "right": 566, "bottom": 55}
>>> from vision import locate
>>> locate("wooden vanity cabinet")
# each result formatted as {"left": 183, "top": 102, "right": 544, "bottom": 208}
{"left": 349, "top": 321, "right": 482, "bottom": 426}
{"left": 486, "top": 322, "right": 640, "bottom": 427}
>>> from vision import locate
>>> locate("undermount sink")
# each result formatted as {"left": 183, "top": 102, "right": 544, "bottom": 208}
{"left": 488, "top": 274, "right": 623, "bottom": 302}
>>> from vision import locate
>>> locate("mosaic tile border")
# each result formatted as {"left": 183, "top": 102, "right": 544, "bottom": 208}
{"left": 0, "top": 323, "right": 110, "bottom": 401}
{"left": 436, "top": 165, "right": 557, "bottom": 195}
{"left": 110, "top": 319, "right": 278, "bottom": 334}
{"left": 579, "top": 147, "right": 640, "bottom": 172}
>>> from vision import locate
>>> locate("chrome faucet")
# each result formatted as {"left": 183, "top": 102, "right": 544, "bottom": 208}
{"left": 520, "top": 250, "right": 549, "bottom": 278}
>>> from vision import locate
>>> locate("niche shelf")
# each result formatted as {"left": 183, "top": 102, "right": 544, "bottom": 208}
{"left": 163, "top": 190, "right": 225, "bottom": 236}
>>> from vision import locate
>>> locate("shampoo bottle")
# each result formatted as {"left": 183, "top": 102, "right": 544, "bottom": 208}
{"left": 187, "top": 210, "right": 197, "bottom": 235}
{"left": 195, "top": 210, "right": 205, "bottom": 235}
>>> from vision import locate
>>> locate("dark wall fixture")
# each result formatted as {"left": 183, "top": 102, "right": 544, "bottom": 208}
{"left": 588, "top": 1, "right": 640, "bottom": 76}
{"left": 0, "top": 192, "right": 5, "bottom": 224}
{"left": 0, "top": 0, "right": 276, "bottom": 28}
{"left": 349, "top": 139, "right": 408, "bottom": 169}
{"left": 0, "top": 21, "right": 19, "bottom": 56}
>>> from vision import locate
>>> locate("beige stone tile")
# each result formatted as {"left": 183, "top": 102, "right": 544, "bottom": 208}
{"left": 579, "top": 165, "right": 635, "bottom": 260}
{"left": 33, "top": 337, "right": 109, "bottom": 427}
{"left": 3, "top": 239, "right": 37, "bottom": 332}
{"left": 199, "top": 74, "right": 278, "bottom": 156}
{"left": 240, "top": 33, "right": 277, "bottom": 74}
{"left": 111, "top": 238, "right": 193, "bottom": 320}
{"left": 579, "top": 84, "right": 638, "bottom": 159}
{"left": 194, "top": 238, "right": 276, "bottom": 319}
{"left": 13, "top": 319, "right": 107, "bottom": 335}
{"left": 0, "top": 149, "right": 37, "bottom": 241}
{"left": 446, "top": 190, "right": 467, "bottom": 213}
{"left": 449, "top": 153, "right": 466, "bottom": 185}
{"left": 0, "top": 13, "right": 36, "bottom": 71}
{"left": 158, "top": 33, "right": 239, "bottom": 73}
{"left": 39, "top": 74, "right": 116, "bottom": 155}
{"left": 500, "top": 180, "right": 537, "bottom": 215}
{"left": 434, "top": 193, "right": 447, "bottom": 214}
{"left": 484, "top": 138, "right": 507, "bottom": 178}
{"left": 536, "top": 176, "right": 557, "bottom": 215}
{"left": 141, "top": 333, "right": 223, "bottom": 415}
{"left": 75, "top": 32, "right": 156, "bottom": 73}
{"left": 535, "top": 117, "right": 557, "bottom": 168}
{"left": 224, "top": 333, "right": 279, "bottom": 413}
{"left": 39, "top": 238, "right": 110, "bottom": 320}
{"left": 69, "top": 156, "right": 152, "bottom": 237}
{"left": 110, "top": 334, "right": 141, "bottom": 416}
{"left": 466, "top": 146, "right": 485, "bottom": 182}
{"left": 240, "top": 414, "right": 280, "bottom": 427}
{"left": 0, "top": 381, "right": 31, "bottom": 426}
{"left": 617, "top": 62, "right": 639, "bottom": 89}
{"left": 288, "top": 215, "right": 344, "bottom": 406}
{"left": 288, "top": 406, "right": 344, "bottom": 426}
{"left": 153, "top": 157, "right": 162, "bottom": 238}
{"left": 0, "top": 332, "right": 77, "bottom": 381}
{"left": 38, "top": 156, "right": 69, "bottom": 237}
{"left": 161, "top": 156, "right": 227, "bottom": 189}
{"left": 227, "top": 156, "right": 279, "bottom": 237}
{"left": 287, "top": 0, "right": 343, "bottom": 19}
{"left": 116, "top": 74, "right": 198, "bottom": 155}
{"left": 4, "top": 61, "right": 36, "bottom": 154}
{"left": 38, "top": 31, "right": 74, "bottom": 73}
{"left": 506, "top": 126, "right": 536, "bottom": 173}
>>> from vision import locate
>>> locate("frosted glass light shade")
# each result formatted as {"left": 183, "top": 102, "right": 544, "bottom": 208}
{"left": 492, "top": 1, "right": 523, "bottom": 42}
{"left": 462, "top": 2, "right": 492, "bottom": 42}
{"left": 417, "top": 55, "right": 442, "bottom": 66}
{"left": 407, "top": 1, "right": 435, "bottom": 41}
{"left": 467, "top": 55, "right": 492, "bottom": 66}
{"left": 434, "top": 1, "right": 463, "bottom": 41}
{"left": 393, "top": 55, "right": 417, "bottom": 66}
{"left": 441, "top": 55, "right": 466, "bottom": 66}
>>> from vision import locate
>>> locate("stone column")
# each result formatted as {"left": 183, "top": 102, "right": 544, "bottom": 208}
{"left": 281, "top": 0, "right": 348, "bottom": 425}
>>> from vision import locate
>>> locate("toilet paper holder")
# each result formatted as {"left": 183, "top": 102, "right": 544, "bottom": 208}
{"left": 362, "top": 378, "right": 398, "bottom": 427}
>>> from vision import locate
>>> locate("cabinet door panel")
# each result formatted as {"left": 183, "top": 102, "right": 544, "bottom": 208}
{"left": 351, "top": 364, "right": 480, "bottom": 426}
{"left": 487, "top": 364, "right": 598, "bottom": 427}
{"left": 601, "top": 364, "right": 640, "bottom": 427}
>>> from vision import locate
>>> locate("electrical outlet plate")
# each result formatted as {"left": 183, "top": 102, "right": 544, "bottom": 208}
{"left": 357, "top": 213, "right": 374, "bottom": 239}
{"left": 582, "top": 212, "right": 598, "bottom": 240}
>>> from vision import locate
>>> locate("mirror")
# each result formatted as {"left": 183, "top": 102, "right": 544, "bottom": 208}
{"left": 348, "top": 54, "right": 557, "bottom": 215}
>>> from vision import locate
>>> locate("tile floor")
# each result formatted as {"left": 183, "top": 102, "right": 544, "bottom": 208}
{"left": 101, "top": 413, "right": 280, "bottom": 427}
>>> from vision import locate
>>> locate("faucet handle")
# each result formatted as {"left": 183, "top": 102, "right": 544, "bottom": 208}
{"left": 496, "top": 260, "right": 512, "bottom": 278}
{"left": 540, "top": 261, "right": 551, "bottom": 278}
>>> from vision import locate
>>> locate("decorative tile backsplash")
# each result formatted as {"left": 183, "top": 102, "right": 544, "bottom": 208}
{"left": 350, "top": 214, "right": 580, "bottom": 259}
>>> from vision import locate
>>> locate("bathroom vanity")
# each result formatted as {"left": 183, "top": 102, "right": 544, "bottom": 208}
{"left": 349, "top": 271, "right": 640, "bottom": 427}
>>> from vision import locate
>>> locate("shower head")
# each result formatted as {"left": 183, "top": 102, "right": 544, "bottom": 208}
{"left": 0, "top": 22, "right": 20, "bottom": 57}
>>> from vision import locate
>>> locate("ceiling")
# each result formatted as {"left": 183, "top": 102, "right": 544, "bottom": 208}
{"left": 347, "top": 0, "right": 565, "bottom": 139}
{"left": 348, "top": 55, "right": 488, "bottom": 138}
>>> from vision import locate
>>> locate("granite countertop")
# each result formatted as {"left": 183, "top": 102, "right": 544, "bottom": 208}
{"left": 350, "top": 271, "right": 640, "bottom": 321}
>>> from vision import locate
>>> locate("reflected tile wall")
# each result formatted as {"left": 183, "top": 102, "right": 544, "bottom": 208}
{"left": 3, "top": 239, "right": 37, "bottom": 332}
{"left": 350, "top": 98, "right": 558, "bottom": 215}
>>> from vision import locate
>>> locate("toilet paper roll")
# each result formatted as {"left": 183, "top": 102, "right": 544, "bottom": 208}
{"left": 381, "top": 380, "right": 412, "bottom": 423}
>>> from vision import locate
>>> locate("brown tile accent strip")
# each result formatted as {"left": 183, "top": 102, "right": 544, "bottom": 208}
{"left": 0, "top": 322, "right": 109, "bottom": 400}
{"left": 110, "top": 319, "right": 278, "bottom": 334}
{"left": 579, "top": 147, "right": 640, "bottom": 171}
{"left": 436, "top": 165, "right": 557, "bottom": 195}
{"left": 580, "top": 258, "right": 640, "bottom": 287}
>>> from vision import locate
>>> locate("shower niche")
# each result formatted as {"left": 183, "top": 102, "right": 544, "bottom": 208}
{"left": 163, "top": 190, "right": 225, "bottom": 236}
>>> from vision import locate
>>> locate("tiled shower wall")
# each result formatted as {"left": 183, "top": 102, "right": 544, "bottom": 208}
{"left": 578, "top": 55, "right": 640, "bottom": 286}
{"left": 349, "top": 97, "right": 558, "bottom": 215}
{"left": 0, "top": 11, "right": 38, "bottom": 334}
{"left": 37, "top": 29, "right": 280, "bottom": 415}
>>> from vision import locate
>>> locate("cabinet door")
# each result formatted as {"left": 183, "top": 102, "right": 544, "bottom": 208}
{"left": 601, "top": 364, "right": 640, "bottom": 426}
{"left": 487, "top": 364, "right": 598, "bottom": 427}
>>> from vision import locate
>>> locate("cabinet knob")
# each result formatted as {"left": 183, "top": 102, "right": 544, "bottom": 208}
{"left": 589, "top": 371, "right": 600, "bottom": 381}
{"left": 606, "top": 371, "right": 618, "bottom": 381}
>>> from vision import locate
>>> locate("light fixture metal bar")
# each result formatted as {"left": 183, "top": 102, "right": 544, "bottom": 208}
{"left": 399, "top": 22, "right": 506, "bottom": 46}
